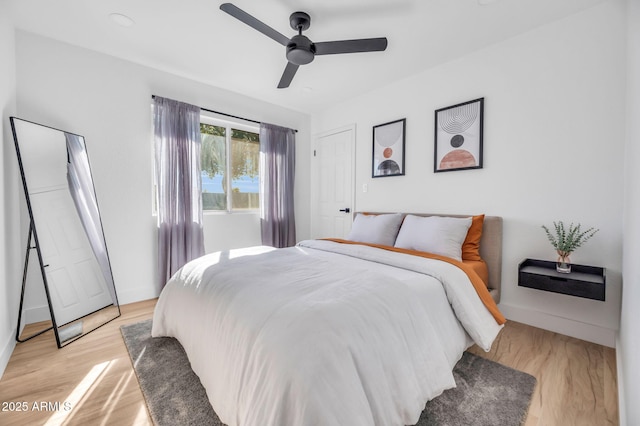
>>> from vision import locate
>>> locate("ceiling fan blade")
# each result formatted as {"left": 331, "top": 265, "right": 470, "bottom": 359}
{"left": 315, "top": 37, "right": 388, "bottom": 55}
{"left": 278, "top": 62, "right": 300, "bottom": 89}
{"left": 220, "top": 3, "right": 290, "bottom": 46}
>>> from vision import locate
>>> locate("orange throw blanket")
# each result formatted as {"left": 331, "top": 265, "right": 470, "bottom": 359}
{"left": 322, "top": 238, "right": 506, "bottom": 325}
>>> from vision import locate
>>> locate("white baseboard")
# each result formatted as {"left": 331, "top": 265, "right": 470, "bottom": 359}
{"left": 23, "top": 304, "right": 50, "bottom": 324}
{"left": 116, "top": 286, "right": 160, "bottom": 306}
{"left": 0, "top": 334, "right": 16, "bottom": 380}
{"left": 616, "top": 332, "right": 627, "bottom": 426}
{"left": 14, "top": 287, "right": 157, "bottom": 335}
{"left": 499, "top": 303, "right": 616, "bottom": 347}
{"left": 23, "top": 287, "right": 159, "bottom": 323}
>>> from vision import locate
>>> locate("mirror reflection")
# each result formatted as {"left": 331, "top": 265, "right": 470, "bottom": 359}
{"left": 11, "top": 117, "right": 120, "bottom": 348}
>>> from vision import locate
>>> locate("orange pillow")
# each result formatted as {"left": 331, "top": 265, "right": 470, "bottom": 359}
{"left": 462, "top": 214, "right": 484, "bottom": 261}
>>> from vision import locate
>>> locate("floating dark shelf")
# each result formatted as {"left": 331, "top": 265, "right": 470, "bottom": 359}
{"left": 518, "top": 258, "right": 605, "bottom": 301}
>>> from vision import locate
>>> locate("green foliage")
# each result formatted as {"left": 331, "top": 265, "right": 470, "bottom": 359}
{"left": 541, "top": 221, "right": 599, "bottom": 257}
{"left": 201, "top": 133, "right": 225, "bottom": 178}
{"left": 201, "top": 123, "right": 224, "bottom": 136}
{"left": 200, "top": 124, "right": 259, "bottom": 182}
{"left": 231, "top": 138, "right": 259, "bottom": 179}
{"left": 232, "top": 128, "right": 259, "bottom": 143}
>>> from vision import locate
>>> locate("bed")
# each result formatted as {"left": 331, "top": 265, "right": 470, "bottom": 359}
{"left": 152, "top": 212, "right": 505, "bottom": 426}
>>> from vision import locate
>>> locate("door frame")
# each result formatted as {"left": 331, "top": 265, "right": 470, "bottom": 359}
{"left": 310, "top": 124, "right": 357, "bottom": 239}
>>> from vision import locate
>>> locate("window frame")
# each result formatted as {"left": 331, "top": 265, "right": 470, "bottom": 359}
{"left": 200, "top": 114, "right": 260, "bottom": 215}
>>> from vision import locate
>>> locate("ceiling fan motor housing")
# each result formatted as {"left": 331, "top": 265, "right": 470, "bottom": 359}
{"left": 287, "top": 35, "right": 315, "bottom": 65}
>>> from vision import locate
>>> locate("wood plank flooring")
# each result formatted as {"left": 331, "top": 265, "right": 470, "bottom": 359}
{"left": 0, "top": 300, "right": 154, "bottom": 426}
{"left": 0, "top": 299, "right": 618, "bottom": 426}
{"left": 467, "top": 321, "right": 619, "bottom": 426}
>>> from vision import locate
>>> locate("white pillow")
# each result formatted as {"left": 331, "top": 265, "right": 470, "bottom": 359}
{"left": 394, "top": 215, "right": 472, "bottom": 261}
{"left": 346, "top": 213, "right": 404, "bottom": 246}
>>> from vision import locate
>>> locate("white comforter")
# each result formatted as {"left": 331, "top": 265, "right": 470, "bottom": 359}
{"left": 152, "top": 240, "right": 503, "bottom": 426}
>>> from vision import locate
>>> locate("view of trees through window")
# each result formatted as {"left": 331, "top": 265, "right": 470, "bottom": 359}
{"left": 200, "top": 123, "right": 260, "bottom": 211}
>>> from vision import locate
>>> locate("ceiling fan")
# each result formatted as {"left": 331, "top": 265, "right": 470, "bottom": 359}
{"left": 220, "top": 3, "right": 388, "bottom": 89}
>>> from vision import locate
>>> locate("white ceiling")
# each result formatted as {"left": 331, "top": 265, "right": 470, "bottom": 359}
{"left": 7, "top": 0, "right": 607, "bottom": 114}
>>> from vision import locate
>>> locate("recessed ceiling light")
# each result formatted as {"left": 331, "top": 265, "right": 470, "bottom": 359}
{"left": 109, "top": 13, "right": 135, "bottom": 27}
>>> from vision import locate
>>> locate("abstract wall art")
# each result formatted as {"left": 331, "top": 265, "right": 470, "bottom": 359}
{"left": 434, "top": 98, "right": 484, "bottom": 172}
{"left": 372, "top": 118, "right": 406, "bottom": 177}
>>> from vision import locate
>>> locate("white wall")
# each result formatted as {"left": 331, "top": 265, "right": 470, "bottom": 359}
{"left": 0, "top": 5, "right": 20, "bottom": 378}
{"left": 620, "top": 0, "right": 639, "bottom": 423}
{"left": 312, "top": 0, "right": 625, "bottom": 347}
{"left": 14, "top": 32, "right": 311, "bottom": 315}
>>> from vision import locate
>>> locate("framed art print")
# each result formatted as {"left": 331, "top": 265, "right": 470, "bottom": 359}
{"left": 434, "top": 98, "right": 483, "bottom": 172}
{"left": 372, "top": 118, "right": 405, "bottom": 177}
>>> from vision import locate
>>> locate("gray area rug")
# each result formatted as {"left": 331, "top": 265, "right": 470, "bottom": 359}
{"left": 121, "top": 319, "right": 536, "bottom": 426}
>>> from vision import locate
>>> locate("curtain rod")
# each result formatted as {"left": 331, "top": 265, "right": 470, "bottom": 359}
{"left": 151, "top": 95, "right": 297, "bottom": 133}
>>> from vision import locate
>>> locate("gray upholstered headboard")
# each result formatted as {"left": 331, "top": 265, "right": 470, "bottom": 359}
{"left": 359, "top": 213, "right": 503, "bottom": 303}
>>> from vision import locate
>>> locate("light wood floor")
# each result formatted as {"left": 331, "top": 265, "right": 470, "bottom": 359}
{"left": 467, "top": 321, "right": 618, "bottom": 426}
{"left": 0, "top": 299, "right": 618, "bottom": 426}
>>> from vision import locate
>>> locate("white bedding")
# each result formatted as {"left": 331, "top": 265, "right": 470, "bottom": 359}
{"left": 152, "top": 240, "right": 503, "bottom": 426}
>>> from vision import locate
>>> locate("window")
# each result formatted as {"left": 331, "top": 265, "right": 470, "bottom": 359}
{"left": 200, "top": 118, "right": 260, "bottom": 212}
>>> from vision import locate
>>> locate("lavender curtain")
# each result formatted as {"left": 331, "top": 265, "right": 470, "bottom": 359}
{"left": 154, "top": 96, "right": 205, "bottom": 288}
{"left": 259, "top": 123, "right": 296, "bottom": 248}
{"left": 66, "top": 133, "right": 117, "bottom": 304}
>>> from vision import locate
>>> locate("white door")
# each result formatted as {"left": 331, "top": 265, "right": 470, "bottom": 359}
{"left": 313, "top": 126, "right": 355, "bottom": 239}
{"left": 30, "top": 189, "right": 114, "bottom": 325}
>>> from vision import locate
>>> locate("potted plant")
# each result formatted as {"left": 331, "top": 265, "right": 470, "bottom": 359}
{"left": 541, "top": 221, "right": 599, "bottom": 273}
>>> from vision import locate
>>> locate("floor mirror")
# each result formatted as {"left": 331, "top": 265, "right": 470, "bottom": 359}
{"left": 11, "top": 117, "right": 120, "bottom": 348}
